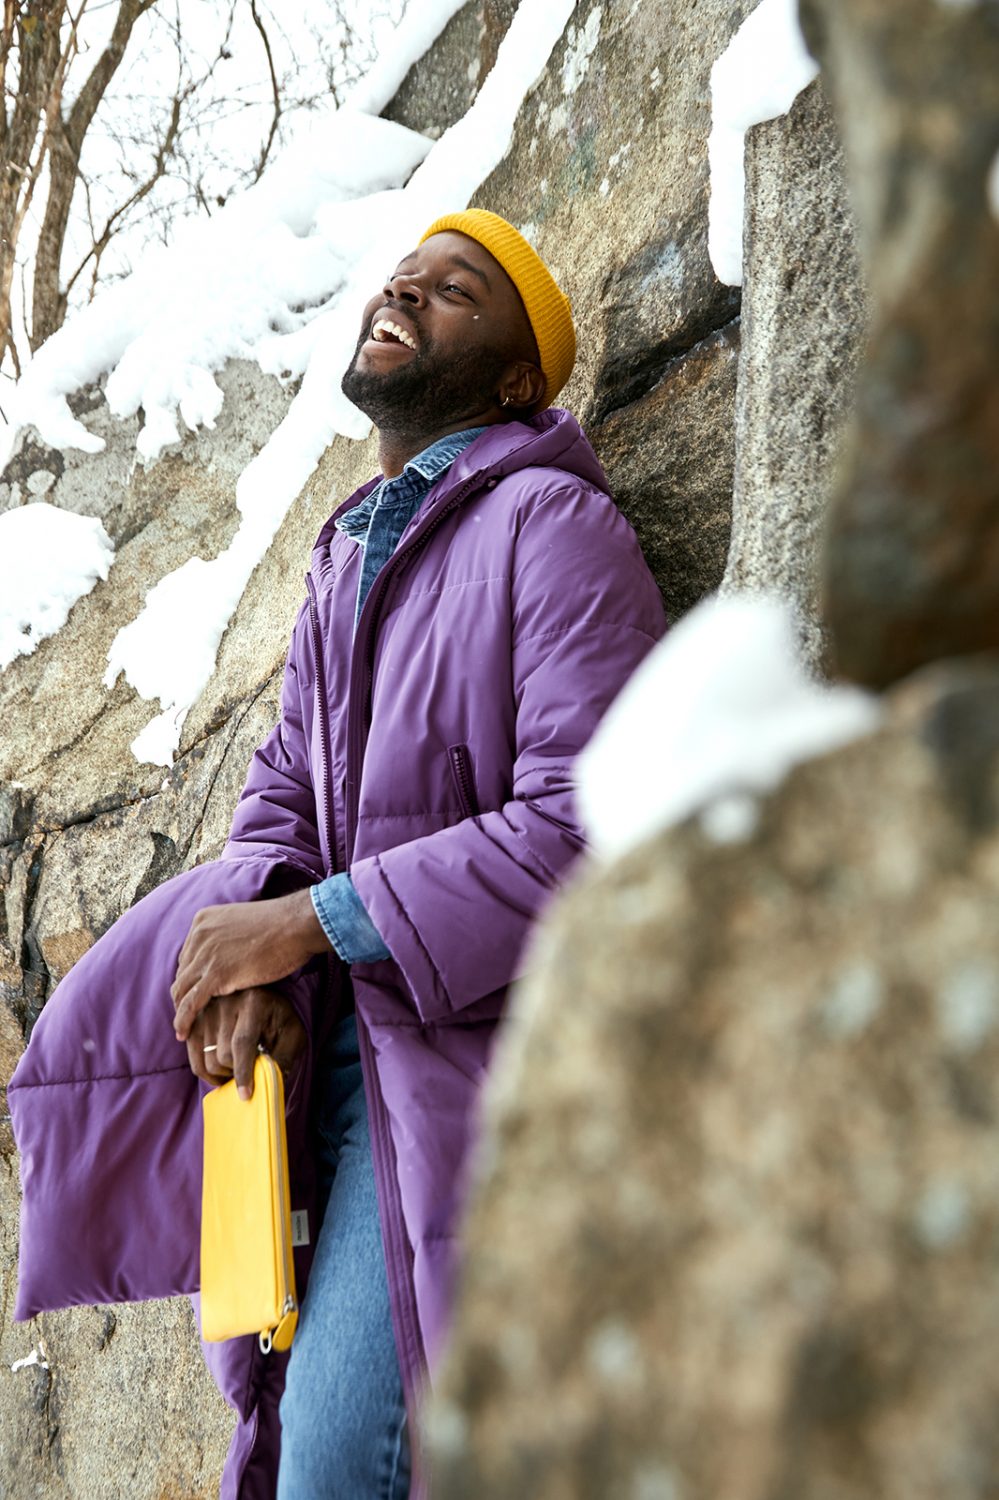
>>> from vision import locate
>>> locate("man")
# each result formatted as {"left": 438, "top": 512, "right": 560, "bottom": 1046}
{"left": 10, "top": 211, "right": 666, "bottom": 1498}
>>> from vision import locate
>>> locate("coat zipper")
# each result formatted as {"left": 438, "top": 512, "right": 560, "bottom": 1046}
{"left": 345, "top": 473, "right": 495, "bottom": 855}
{"left": 306, "top": 572, "right": 338, "bottom": 878}
{"left": 342, "top": 469, "right": 495, "bottom": 1447}
{"left": 306, "top": 571, "right": 346, "bottom": 1044}
{"left": 448, "top": 743, "right": 480, "bottom": 818}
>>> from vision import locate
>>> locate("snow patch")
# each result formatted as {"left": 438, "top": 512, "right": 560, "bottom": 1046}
{"left": 561, "top": 7, "right": 602, "bottom": 94}
{"left": 96, "top": 0, "right": 574, "bottom": 763}
{"left": 822, "top": 963, "right": 884, "bottom": 1038}
{"left": 937, "top": 958, "right": 999, "bottom": 1051}
{"left": 26, "top": 470, "right": 55, "bottom": 496}
{"left": 914, "top": 1179, "right": 971, "bottom": 1250}
{"left": 0, "top": 504, "right": 114, "bottom": 669}
{"left": 707, "top": 0, "right": 819, "bottom": 286}
{"left": 11, "top": 1343, "right": 49, "bottom": 1374}
{"left": 699, "top": 792, "right": 758, "bottom": 845}
{"left": 577, "top": 594, "right": 880, "bottom": 863}
{"left": 348, "top": 0, "right": 469, "bottom": 114}
{"left": 546, "top": 100, "right": 570, "bottom": 138}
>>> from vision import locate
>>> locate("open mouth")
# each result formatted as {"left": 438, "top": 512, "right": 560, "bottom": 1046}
{"left": 370, "top": 317, "right": 418, "bottom": 352}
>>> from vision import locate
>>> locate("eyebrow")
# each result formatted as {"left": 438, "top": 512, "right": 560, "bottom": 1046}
{"left": 394, "top": 250, "right": 492, "bottom": 290}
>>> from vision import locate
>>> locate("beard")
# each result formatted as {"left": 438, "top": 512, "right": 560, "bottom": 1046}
{"left": 341, "top": 324, "right": 511, "bottom": 435}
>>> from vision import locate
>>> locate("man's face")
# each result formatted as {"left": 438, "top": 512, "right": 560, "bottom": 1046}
{"left": 341, "top": 230, "right": 541, "bottom": 432}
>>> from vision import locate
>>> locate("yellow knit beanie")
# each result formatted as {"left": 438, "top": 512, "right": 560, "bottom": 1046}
{"left": 419, "top": 209, "right": 576, "bottom": 408}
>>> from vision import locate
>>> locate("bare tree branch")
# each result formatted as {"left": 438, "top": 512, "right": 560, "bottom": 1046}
{"left": 32, "top": 0, "right": 157, "bottom": 347}
{"left": 1, "top": 0, "right": 404, "bottom": 377}
{"left": 63, "top": 85, "right": 181, "bottom": 302}
{"left": 1, "top": 0, "right": 74, "bottom": 372}
{"left": 248, "top": 0, "right": 279, "bottom": 183}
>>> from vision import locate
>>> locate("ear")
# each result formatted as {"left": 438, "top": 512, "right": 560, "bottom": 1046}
{"left": 497, "top": 362, "right": 547, "bottom": 412}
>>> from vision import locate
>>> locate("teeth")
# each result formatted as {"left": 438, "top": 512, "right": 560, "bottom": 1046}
{"left": 372, "top": 318, "right": 417, "bottom": 351}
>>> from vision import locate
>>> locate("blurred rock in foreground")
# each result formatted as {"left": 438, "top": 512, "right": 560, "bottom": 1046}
{"left": 431, "top": 659, "right": 999, "bottom": 1500}
{"left": 809, "top": 0, "right": 999, "bottom": 687}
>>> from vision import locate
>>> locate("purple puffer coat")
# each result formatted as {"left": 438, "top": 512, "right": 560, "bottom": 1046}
{"left": 10, "top": 409, "right": 666, "bottom": 1496}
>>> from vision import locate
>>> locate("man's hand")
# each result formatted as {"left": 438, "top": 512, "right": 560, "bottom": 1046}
{"left": 172, "top": 890, "right": 330, "bottom": 1041}
{"left": 185, "top": 987, "right": 307, "bottom": 1100}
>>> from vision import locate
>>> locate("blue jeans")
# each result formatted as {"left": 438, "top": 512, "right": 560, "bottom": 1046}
{"left": 277, "top": 1013, "right": 411, "bottom": 1498}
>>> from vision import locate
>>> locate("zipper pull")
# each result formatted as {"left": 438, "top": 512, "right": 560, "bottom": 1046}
{"left": 258, "top": 1300, "right": 297, "bottom": 1357}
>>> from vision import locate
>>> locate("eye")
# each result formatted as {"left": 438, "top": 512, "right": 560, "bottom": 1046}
{"left": 443, "top": 281, "right": 471, "bottom": 298}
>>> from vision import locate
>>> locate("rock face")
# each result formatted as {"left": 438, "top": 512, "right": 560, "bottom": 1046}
{"left": 591, "top": 324, "right": 740, "bottom": 622}
{"left": 384, "top": 0, "right": 519, "bottom": 138}
{"left": 722, "top": 79, "right": 867, "bottom": 667}
{"left": 430, "top": 661, "right": 999, "bottom": 1500}
{"left": 475, "top": 0, "right": 755, "bottom": 618}
{"left": 0, "top": 1, "right": 777, "bottom": 1492}
{"left": 804, "top": 0, "right": 999, "bottom": 687}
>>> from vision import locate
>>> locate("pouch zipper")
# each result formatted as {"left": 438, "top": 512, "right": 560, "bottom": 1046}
{"left": 259, "top": 1053, "right": 297, "bottom": 1355}
{"left": 448, "top": 743, "right": 480, "bottom": 818}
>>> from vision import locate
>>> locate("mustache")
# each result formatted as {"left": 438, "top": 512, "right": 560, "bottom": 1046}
{"left": 362, "top": 299, "right": 426, "bottom": 346}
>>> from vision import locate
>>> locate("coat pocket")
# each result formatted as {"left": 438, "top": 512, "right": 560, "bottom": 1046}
{"left": 447, "top": 743, "right": 480, "bottom": 819}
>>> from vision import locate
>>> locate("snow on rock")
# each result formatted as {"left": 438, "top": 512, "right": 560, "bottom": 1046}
{"left": 348, "top": 0, "right": 469, "bottom": 115}
{"left": 708, "top": 0, "right": 819, "bottom": 287}
{"left": 2, "top": 110, "right": 433, "bottom": 471}
{"left": 103, "top": 541, "right": 258, "bottom": 767}
{"left": 0, "top": 504, "right": 114, "bottom": 670}
{"left": 97, "top": 0, "right": 575, "bottom": 764}
{"left": 577, "top": 594, "right": 881, "bottom": 863}
{"left": 561, "top": 6, "right": 603, "bottom": 95}
{"left": 312, "top": 0, "right": 576, "bottom": 442}
{"left": 10, "top": 1343, "right": 50, "bottom": 1374}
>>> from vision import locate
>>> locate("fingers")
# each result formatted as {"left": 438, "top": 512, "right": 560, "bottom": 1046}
{"left": 217, "top": 989, "right": 269, "bottom": 1102}
{"left": 172, "top": 923, "right": 199, "bottom": 1004}
{"left": 171, "top": 908, "right": 212, "bottom": 1008}
{"left": 231, "top": 1023, "right": 260, "bottom": 1102}
{"left": 172, "top": 897, "right": 326, "bottom": 1023}
{"left": 186, "top": 1005, "right": 229, "bottom": 1089}
{"left": 179, "top": 987, "right": 303, "bottom": 1103}
{"left": 173, "top": 978, "right": 216, "bottom": 1042}
{"left": 171, "top": 905, "right": 234, "bottom": 1025}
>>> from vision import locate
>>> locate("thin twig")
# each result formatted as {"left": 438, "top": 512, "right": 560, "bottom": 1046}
{"left": 248, "top": 0, "right": 280, "bottom": 183}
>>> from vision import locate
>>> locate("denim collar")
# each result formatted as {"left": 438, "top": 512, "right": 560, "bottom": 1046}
{"left": 336, "top": 427, "right": 488, "bottom": 541}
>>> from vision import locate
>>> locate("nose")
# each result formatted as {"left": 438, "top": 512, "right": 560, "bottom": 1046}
{"left": 383, "top": 268, "right": 425, "bottom": 307}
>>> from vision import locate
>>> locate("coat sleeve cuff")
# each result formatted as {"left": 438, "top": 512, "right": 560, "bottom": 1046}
{"left": 311, "top": 874, "right": 391, "bottom": 964}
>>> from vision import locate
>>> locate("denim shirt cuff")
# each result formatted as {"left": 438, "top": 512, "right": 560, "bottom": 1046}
{"left": 310, "top": 874, "right": 391, "bottom": 964}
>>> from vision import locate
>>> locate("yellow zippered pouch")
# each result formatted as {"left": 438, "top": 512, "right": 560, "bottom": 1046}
{"left": 200, "top": 1052, "right": 298, "bottom": 1353}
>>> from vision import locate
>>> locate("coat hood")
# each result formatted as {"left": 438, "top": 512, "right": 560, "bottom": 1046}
{"left": 445, "top": 407, "right": 609, "bottom": 494}
{"left": 312, "top": 408, "right": 609, "bottom": 567}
